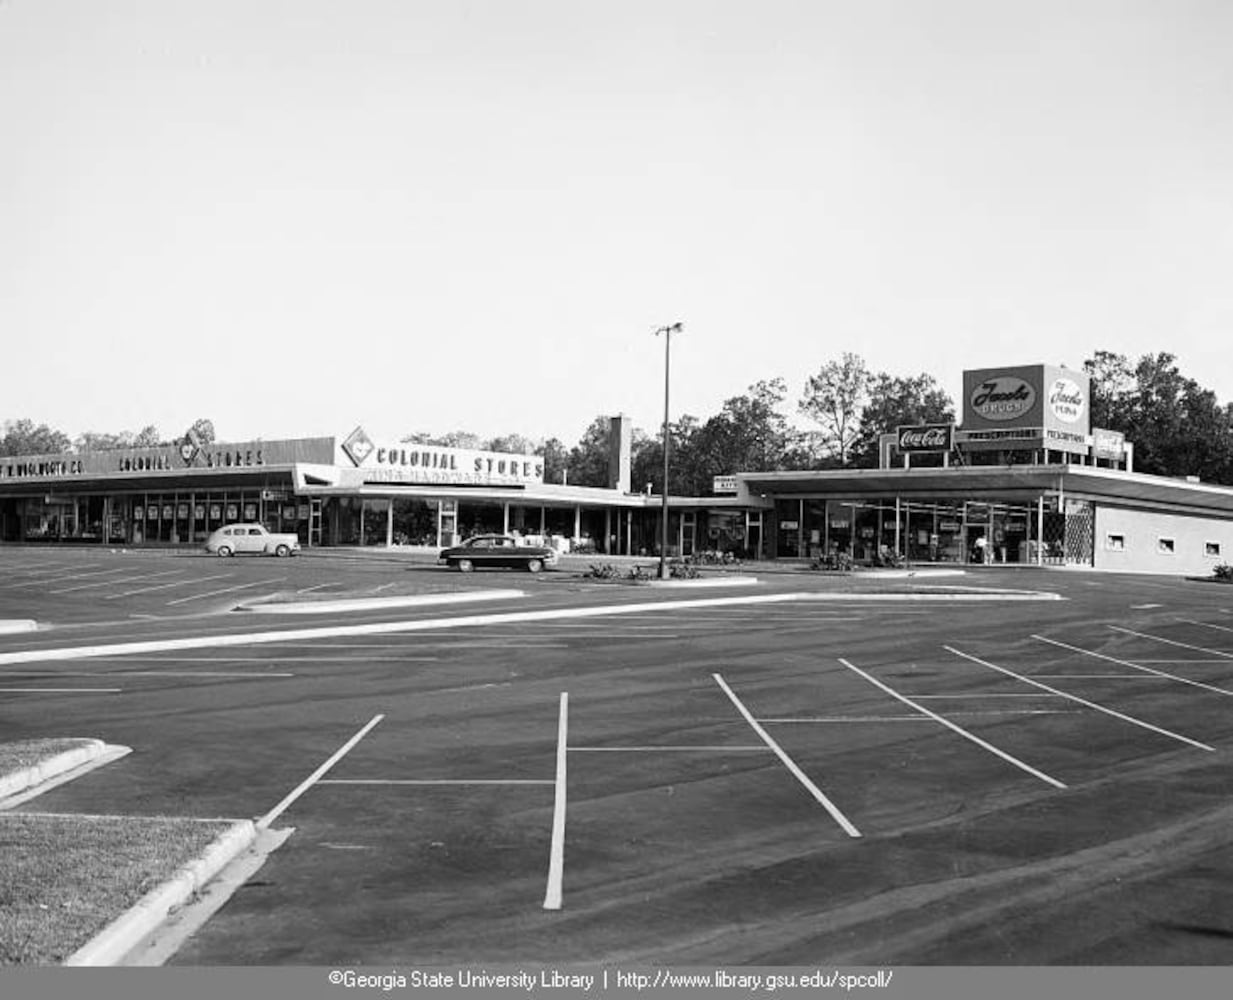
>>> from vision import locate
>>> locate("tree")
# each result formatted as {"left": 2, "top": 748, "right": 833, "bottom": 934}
{"left": 799, "top": 353, "right": 872, "bottom": 465}
{"left": 1083, "top": 351, "right": 1135, "bottom": 430}
{"left": 132, "top": 425, "right": 161, "bottom": 447}
{"left": 537, "top": 437, "right": 569, "bottom": 485}
{"left": 566, "top": 416, "right": 617, "bottom": 487}
{"left": 849, "top": 372, "right": 955, "bottom": 467}
{"left": 0, "top": 419, "right": 71, "bottom": 457}
{"left": 187, "top": 418, "right": 216, "bottom": 445}
{"left": 486, "top": 433, "right": 536, "bottom": 455}
{"left": 689, "top": 378, "right": 806, "bottom": 483}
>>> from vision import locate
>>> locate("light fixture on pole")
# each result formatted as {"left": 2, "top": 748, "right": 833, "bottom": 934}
{"left": 655, "top": 321, "right": 683, "bottom": 580}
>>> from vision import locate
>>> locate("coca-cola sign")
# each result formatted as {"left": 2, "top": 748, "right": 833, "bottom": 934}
{"left": 897, "top": 424, "right": 954, "bottom": 452}
{"left": 969, "top": 377, "right": 1036, "bottom": 421}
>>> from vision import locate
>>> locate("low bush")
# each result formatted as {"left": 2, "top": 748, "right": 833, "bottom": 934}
{"left": 1213, "top": 562, "right": 1233, "bottom": 582}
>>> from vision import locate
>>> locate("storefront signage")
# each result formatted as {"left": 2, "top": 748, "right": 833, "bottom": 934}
{"left": 896, "top": 424, "right": 953, "bottom": 453}
{"left": 969, "top": 377, "right": 1036, "bottom": 421}
{"left": 1048, "top": 377, "right": 1086, "bottom": 423}
{"left": 338, "top": 426, "right": 544, "bottom": 487}
{"left": 1092, "top": 427, "right": 1126, "bottom": 459}
{"left": 712, "top": 475, "right": 738, "bottom": 494}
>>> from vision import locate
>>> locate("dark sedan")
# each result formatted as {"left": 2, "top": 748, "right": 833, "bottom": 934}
{"left": 438, "top": 534, "right": 559, "bottom": 573}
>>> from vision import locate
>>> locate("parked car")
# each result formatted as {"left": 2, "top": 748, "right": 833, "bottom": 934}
{"left": 438, "top": 533, "right": 558, "bottom": 573}
{"left": 205, "top": 523, "right": 301, "bottom": 557}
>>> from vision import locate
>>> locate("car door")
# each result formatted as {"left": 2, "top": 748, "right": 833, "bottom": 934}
{"left": 240, "top": 527, "right": 266, "bottom": 554}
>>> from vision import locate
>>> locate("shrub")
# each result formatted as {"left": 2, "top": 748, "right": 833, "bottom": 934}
{"left": 1213, "top": 563, "right": 1233, "bottom": 582}
{"left": 585, "top": 563, "right": 620, "bottom": 579}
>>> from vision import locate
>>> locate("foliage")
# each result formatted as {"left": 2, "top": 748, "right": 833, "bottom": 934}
{"left": 850, "top": 372, "right": 955, "bottom": 467}
{"left": 585, "top": 563, "right": 621, "bottom": 579}
{"left": 810, "top": 550, "right": 854, "bottom": 572}
{"left": 1213, "top": 563, "right": 1233, "bottom": 582}
{"left": 1082, "top": 351, "right": 1233, "bottom": 483}
{"left": 799, "top": 353, "right": 872, "bottom": 465}
{"left": 0, "top": 418, "right": 71, "bottom": 457}
{"left": 668, "top": 559, "right": 700, "bottom": 579}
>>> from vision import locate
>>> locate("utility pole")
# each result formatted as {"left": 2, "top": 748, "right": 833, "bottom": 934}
{"left": 655, "top": 322, "right": 683, "bottom": 580}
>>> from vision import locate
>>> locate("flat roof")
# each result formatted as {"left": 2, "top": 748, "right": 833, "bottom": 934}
{"left": 737, "top": 464, "right": 1233, "bottom": 519}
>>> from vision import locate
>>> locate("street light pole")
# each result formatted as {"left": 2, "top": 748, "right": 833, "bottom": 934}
{"left": 655, "top": 321, "right": 683, "bottom": 580}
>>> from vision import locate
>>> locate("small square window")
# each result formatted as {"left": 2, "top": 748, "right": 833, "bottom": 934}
{"left": 1206, "top": 541, "right": 1222, "bottom": 558}
{"left": 1158, "top": 537, "right": 1175, "bottom": 554}
{"left": 1105, "top": 534, "right": 1125, "bottom": 551}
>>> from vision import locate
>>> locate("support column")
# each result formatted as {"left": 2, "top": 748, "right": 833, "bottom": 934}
{"left": 573, "top": 505, "right": 581, "bottom": 545}
{"left": 540, "top": 506, "right": 546, "bottom": 536}
{"left": 386, "top": 499, "right": 394, "bottom": 548}
{"left": 502, "top": 502, "right": 510, "bottom": 535}
{"left": 626, "top": 509, "right": 632, "bottom": 556}
{"left": 895, "top": 497, "right": 902, "bottom": 558}
{"left": 1037, "top": 495, "right": 1045, "bottom": 566}
{"left": 604, "top": 509, "right": 611, "bottom": 554}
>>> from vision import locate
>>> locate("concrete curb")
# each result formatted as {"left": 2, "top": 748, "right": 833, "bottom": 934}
{"left": 63, "top": 818, "right": 258, "bottom": 966}
{"left": 643, "top": 575, "right": 761, "bottom": 588}
{"left": 0, "top": 740, "right": 113, "bottom": 799}
{"left": 235, "top": 589, "right": 527, "bottom": 614}
{"left": 0, "top": 619, "right": 38, "bottom": 634}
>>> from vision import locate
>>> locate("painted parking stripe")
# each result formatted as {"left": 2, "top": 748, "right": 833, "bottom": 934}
{"left": 0, "top": 687, "right": 121, "bottom": 694}
{"left": 946, "top": 646, "right": 1216, "bottom": 752}
{"left": 544, "top": 692, "right": 569, "bottom": 910}
{"left": 0, "top": 669, "right": 294, "bottom": 678}
{"left": 318, "top": 778, "right": 554, "bottom": 785}
{"left": 569, "top": 745, "right": 768, "bottom": 752}
{"left": 0, "top": 567, "right": 128, "bottom": 589}
{"left": 1114, "top": 623, "right": 1233, "bottom": 658}
{"left": 256, "top": 714, "right": 384, "bottom": 830}
{"left": 837, "top": 658, "right": 1067, "bottom": 789}
{"left": 0, "top": 592, "right": 988, "bottom": 666}
{"left": 166, "top": 578, "right": 287, "bottom": 605}
{"left": 49, "top": 570, "right": 185, "bottom": 594}
{"left": 104, "top": 573, "right": 235, "bottom": 598}
{"left": 1034, "top": 635, "right": 1233, "bottom": 696}
{"left": 714, "top": 673, "right": 862, "bottom": 837}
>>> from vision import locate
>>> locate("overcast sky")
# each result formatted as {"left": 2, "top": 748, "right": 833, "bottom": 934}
{"left": 2, "top": 1, "right": 1230, "bottom": 447}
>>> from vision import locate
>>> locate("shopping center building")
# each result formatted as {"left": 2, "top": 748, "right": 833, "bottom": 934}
{"left": 4, "top": 362, "right": 1233, "bottom": 576}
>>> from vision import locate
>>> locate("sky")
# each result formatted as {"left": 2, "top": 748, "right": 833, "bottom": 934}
{"left": 2, "top": 0, "right": 1231, "bottom": 449}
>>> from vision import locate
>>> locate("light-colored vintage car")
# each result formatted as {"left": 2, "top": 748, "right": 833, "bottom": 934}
{"left": 438, "top": 533, "right": 558, "bottom": 572}
{"left": 204, "top": 523, "right": 301, "bottom": 557}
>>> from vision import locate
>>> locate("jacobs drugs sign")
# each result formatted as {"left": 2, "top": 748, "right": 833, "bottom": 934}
{"left": 962, "top": 364, "right": 1090, "bottom": 452}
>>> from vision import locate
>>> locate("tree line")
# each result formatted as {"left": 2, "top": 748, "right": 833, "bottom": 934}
{"left": 5, "top": 351, "right": 1232, "bottom": 487}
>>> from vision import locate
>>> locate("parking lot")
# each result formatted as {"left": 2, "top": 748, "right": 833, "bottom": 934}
{"left": 2, "top": 547, "right": 1233, "bottom": 965}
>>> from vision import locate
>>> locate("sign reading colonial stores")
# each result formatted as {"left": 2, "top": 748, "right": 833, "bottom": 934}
{"left": 896, "top": 424, "right": 954, "bottom": 453}
{"left": 337, "top": 427, "right": 545, "bottom": 487}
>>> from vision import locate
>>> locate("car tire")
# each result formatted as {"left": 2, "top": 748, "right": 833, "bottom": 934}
{"left": 526, "top": 559, "right": 543, "bottom": 573}
{"left": 275, "top": 544, "right": 290, "bottom": 557}
{"left": 456, "top": 558, "right": 474, "bottom": 573}
{"left": 217, "top": 545, "right": 233, "bottom": 558}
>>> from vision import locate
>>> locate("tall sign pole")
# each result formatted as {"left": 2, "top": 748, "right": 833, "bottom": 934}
{"left": 655, "top": 322, "right": 683, "bottom": 580}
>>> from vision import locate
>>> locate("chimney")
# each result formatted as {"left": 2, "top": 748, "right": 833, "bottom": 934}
{"left": 607, "top": 415, "right": 632, "bottom": 493}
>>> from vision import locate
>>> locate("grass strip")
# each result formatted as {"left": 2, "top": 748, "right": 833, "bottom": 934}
{"left": 0, "top": 813, "right": 234, "bottom": 965}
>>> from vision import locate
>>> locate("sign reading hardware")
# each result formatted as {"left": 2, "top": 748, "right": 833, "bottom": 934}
{"left": 339, "top": 427, "right": 544, "bottom": 486}
{"left": 712, "top": 475, "right": 739, "bottom": 493}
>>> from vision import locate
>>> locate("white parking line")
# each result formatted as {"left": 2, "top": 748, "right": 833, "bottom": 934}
{"left": 946, "top": 646, "right": 1216, "bottom": 752}
{"left": 50, "top": 570, "right": 185, "bottom": 594}
{"left": 569, "top": 745, "right": 768, "bottom": 752}
{"left": 713, "top": 673, "right": 862, "bottom": 837}
{"left": 544, "top": 692, "right": 569, "bottom": 910}
{"left": 837, "top": 658, "right": 1067, "bottom": 790}
{"left": 318, "top": 778, "right": 553, "bottom": 785}
{"left": 1034, "top": 635, "right": 1233, "bottom": 696}
{"left": 1114, "top": 624, "right": 1233, "bottom": 659}
{"left": 256, "top": 714, "right": 384, "bottom": 830}
{"left": 104, "top": 573, "right": 235, "bottom": 598}
{"left": 166, "top": 578, "right": 287, "bottom": 605}
{"left": 0, "top": 687, "right": 121, "bottom": 694}
{"left": 1, "top": 669, "right": 294, "bottom": 678}
{"left": 0, "top": 567, "right": 128, "bottom": 589}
